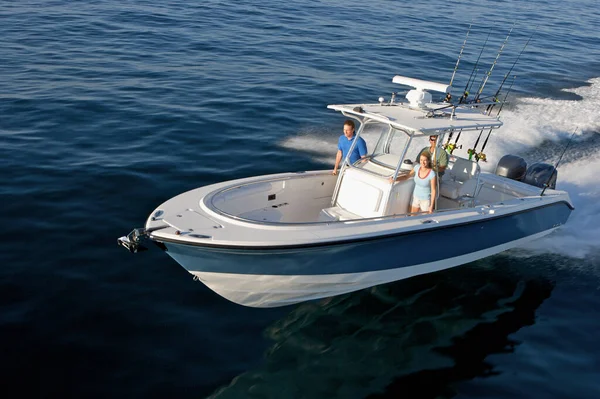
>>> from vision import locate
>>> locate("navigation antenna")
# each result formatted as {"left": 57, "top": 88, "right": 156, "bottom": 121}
{"left": 392, "top": 76, "right": 449, "bottom": 109}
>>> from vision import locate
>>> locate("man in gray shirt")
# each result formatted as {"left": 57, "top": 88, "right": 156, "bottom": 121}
{"left": 417, "top": 135, "right": 448, "bottom": 177}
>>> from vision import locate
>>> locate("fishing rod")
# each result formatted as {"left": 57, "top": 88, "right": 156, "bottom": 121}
{"left": 448, "top": 128, "right": 463, "bottom": 154}
{"left": 452, "top": 26, "right": 511, "bottom": 155}
{"left": 485, "top": 73, "right": 509, "bottom": 114}
{"left": 444, "top": 129, "right": 454, "bottom": 148}
{"left": 450, "top": 95, "right": 511, "bottom": 155}
{"left": 473, "top": 23, "right": 515, "bottom": 103}
{"left": 467, "top": 129, "right": 484, "bottom": 160}
{"left": 476, "top": 75, "right": 517, "bottom": 162}
{"left": 541, "top": 127, "right": 579, "bottom": 196}
{"left": 454, "top": 65, "right": 483, "bottom": 150}
{"left": 467, "top": 68, "right": 480, "bottom": 98}
{"left": 486, "top": 27, "right": 536, "bottom": 114}
{"left": 459, "top": 27, "right": 493, "bottom": 104}
{"left": 471, "top": 71, "right": 490, "bottom": 104}
{"left": 444, "top": 128, "right": 463, "bottom": 153}
{"left": 449, "top": 22, "right": 473, "bottom": 88}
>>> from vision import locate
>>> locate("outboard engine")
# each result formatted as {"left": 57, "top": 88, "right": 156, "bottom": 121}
{"left": 495, "top": 155, "right": 527, "bottom": 181}
{"left": 523, "top": 162, "right": 557, "bottom": 190}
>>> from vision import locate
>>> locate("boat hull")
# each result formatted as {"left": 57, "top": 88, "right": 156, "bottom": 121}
{"left": 160, "top": 201, "right": 572, "bottom": 307}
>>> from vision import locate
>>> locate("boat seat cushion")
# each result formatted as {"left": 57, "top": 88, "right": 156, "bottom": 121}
{"left": 440, "top": 157, "right": 481, "bottom": 199}
{"left": 439, "top": 178, "right": 478, "bottom": 199}
{"left": 439, "top": 180, "right": 460, "bottom": 199}
{"left": 319, "top": 206, "right": 360, "bottom": 221}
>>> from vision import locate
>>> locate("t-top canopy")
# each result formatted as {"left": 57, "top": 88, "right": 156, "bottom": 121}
{"left": 327, "top": 102, "right": 503, "bottom": 135}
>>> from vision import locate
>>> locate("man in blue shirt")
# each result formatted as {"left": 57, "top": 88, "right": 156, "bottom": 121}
{"left": 332, "top": 120, "right": 368, "bottom": 175}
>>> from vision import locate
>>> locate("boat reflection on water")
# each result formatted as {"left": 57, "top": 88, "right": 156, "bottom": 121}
{"left": 208, "top": 256, "right": 554, "bottom": 399}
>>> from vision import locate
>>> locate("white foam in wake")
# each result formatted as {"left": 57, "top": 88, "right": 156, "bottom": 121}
{"left": 280, "top": 130, "right": 381, "bottom": 165}
{"left": 482, "top": 78, "right": 600, "bottom": 259}
{"left": 520, "top": 150, "right": 600, "bottom": 259}
{"left": 473, "top": 77, "right": 600, "bottom": 171}
{"left": 281, "top": 78, "right": 600, "bottom": 259}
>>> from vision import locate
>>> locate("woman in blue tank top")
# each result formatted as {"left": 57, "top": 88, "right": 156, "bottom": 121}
{"left": 389, "top": 152, "right": 437, "bottom": 214}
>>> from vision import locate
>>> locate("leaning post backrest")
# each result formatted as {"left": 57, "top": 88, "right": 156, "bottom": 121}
{"left": 451, "top": 157, "right": 478, "bottom": 182}
{"left": 452, "top": 157, "right": 481, "bottom": 198}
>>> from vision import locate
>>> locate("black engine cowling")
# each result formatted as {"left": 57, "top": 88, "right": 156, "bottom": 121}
{"left": 495, "top": 155, "right": 527, "bottom": 181}
{"left": 523, "top": 162, "right": 557, "bottom": 190}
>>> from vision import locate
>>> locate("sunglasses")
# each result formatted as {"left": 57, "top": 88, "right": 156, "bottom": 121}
{"left": 429, "top": 137, "right": 437, "bottom": 141}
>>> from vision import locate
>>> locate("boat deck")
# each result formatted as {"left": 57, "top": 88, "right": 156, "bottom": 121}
{"left": 145, "top": 170, "right": 569, "bottom": 248}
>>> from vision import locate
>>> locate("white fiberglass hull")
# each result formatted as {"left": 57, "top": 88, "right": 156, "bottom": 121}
{"left": 144, "top": 171, "right": 573, "bottom": 308}
{"left": 163, "top": 227, "right": 561, "bottom": 308}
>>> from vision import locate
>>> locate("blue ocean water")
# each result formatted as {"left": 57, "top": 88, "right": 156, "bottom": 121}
{"left": 1, "top": 0, "right": 599, "bottom": 397}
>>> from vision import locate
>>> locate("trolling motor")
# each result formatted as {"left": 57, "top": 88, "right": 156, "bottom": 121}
{"left": 118, "top": 228, "right": 149, "bottom": 253}
{"left": 117, "top": 225, "right": 169, "bottom": 253}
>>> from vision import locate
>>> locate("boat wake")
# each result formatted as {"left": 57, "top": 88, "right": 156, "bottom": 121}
{"left": 487, "top": 78, "right": 600, "bottom": 260}
{"left": 281, "top": 77, "right": 600, "bottom": 260}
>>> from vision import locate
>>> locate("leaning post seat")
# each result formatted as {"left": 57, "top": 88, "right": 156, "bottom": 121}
{"left": 439, "top": 156, "right": 482, "bottom": 205}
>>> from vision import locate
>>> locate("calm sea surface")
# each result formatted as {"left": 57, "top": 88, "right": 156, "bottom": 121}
{"left": 1, "top": 0, "right": 599, "bottom": 397}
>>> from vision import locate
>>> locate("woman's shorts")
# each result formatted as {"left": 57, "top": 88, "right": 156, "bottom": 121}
{"left": 412, "top": 196, "right": 430, "bottom": 212}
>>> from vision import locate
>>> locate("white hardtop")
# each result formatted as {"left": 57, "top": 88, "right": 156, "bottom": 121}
{"left": 327, "top": 102, "right": 502, "bottom": 135}
{"left": 328, "top": 75, "right": 502, "bottom": 135}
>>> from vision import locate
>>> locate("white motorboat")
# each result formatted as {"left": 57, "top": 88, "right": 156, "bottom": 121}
{"left": 119, "top": 76, "right": 573, "bottom": 308}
